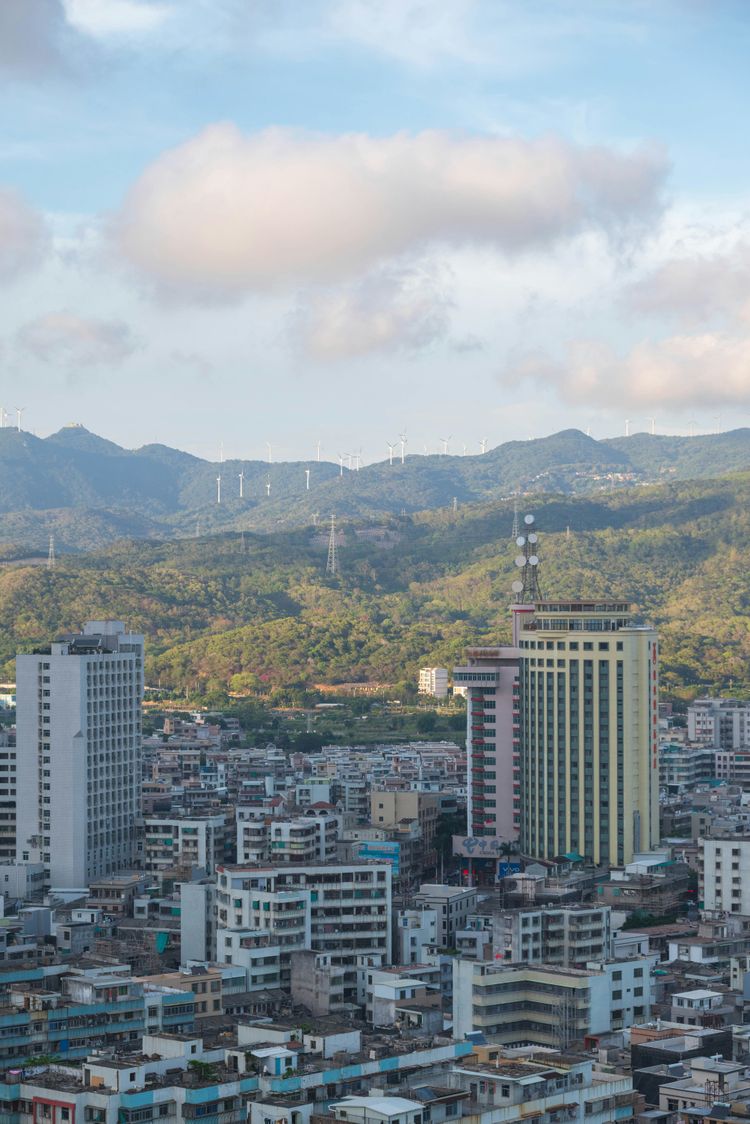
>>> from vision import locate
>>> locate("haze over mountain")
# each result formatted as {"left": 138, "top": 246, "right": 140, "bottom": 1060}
{"left": 3, "top": 423, "right": 750, "bottom": 554}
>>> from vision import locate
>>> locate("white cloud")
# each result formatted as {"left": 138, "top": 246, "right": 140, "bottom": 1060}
{"left": 625, "top": 242, "right": 750, "bottom": 325}
{"left": 63, "top": 0, "right": 173, "bottom": 38}
{"left": 504, "top": 331, "right": 750, "bottom": 409}
{"left": 0, "top": 188, "right": 50, "bottom": 283}
{"left": 291, "top": 264, "right": 453, "bottom": 360}
{"left": 111, "top": 123, "right": 667, "bottom": 299}
{"left": 16, "top": 311, "right": 138, "bottom": 366}
{"left": 326, "top": 0, "right": 481, "bottom": 68}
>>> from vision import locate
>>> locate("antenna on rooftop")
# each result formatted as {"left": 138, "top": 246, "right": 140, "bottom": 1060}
{"left": 511, "top": 514, "right": 543, "bottom": 603}
{"left": 326, "top": 514, "right": 339, "bottom": 576}
{"left": 47, "top": 534, "right": 56, "bottom": 571}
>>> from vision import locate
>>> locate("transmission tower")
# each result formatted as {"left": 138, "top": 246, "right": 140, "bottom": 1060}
{"left": 511, "top": 499, "right": 519, "bottom": 540}
{"left": 511, "top": 513, "right": 543, "bottom": 603}
{"left": 47, "top": 534, "right": 56, "bottom": 570}
{"left": 326, "top": 514, "right": 339, "bottom": 575}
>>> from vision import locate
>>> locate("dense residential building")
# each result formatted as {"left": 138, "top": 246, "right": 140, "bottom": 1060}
{"left": 236, "top": 809, "right": 340, "bottom": 865}
{"left": 453, "top": 646, "right": 520, "bottom": 840}
{"left": 452, "top": 954, "right": 653, "bottom": 1046}
{"left": 418, "top": 667, "right": 449, "bottom": 698}
{"left": 15, "top": 621, "right": 144, "bottom": 886}
{"left": 494, "top": 904, "right": 613, "bottom": 965}
{"left": 370, "top": 789, "right": 439, "bottom": 848}
{"left": 660, "top": 740, "right": 715, "bottom": 791}
{"left": 216, "top": 861, "right": 392, "bottom": 1002}
{"left": 689, "top": 698, "right": 750, "bottom": 749}
{"left": 143, "top": 812, "right": 231, "bottom": 873}
{"left": 0, "top": 966, "right": 195, "bottom": 1066}
{"left": 700, "top": 835, "right": 750, "bottom": 915}
{"left": 413, "top": 884, "right": 477, "bottom": 948}
{"left": 517, "top": 600, "right": 659, "bottom": 866}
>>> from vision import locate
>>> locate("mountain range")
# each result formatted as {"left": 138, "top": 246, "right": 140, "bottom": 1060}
{"left": 2, "top": 468, "right": 749, "bottom": 698}
{"left": 3, "top": 423, "right": 750, "bottom": 553}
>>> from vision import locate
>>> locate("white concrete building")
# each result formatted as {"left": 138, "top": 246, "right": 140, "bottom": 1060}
{"left": 236, "top": 809, "right": 340, "bottom": 865}
{"left": 700, "top": 835, "right": 750, "bottom": 915}
{"left": 689, "top": 698, "right": 750, "bottom": 749}
{"left": 15, "top": 621, "right": 143, "bottom": 887}
{"left": 180, "top": 879, "right": 217, "bottom": 963}
{"left": 217, "top": 861, "right": 392, "bottom": 1004}
{"left": 453, "top": 954, "right": 654, "bottom": 1046}
{"left": 394, "top": 907, "right": 438, "bottom": 964}
{"left": 414, "top": 884, "right": 477, "bottom": 948}
{"left": 144, "top": 813, "right": 228, "bottom": 873}
{"left": 418, "top": 668, "right": 449, "bottom": 699}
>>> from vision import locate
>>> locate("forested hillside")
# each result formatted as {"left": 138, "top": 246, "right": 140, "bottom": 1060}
{"left": 2, "top": 424, "right": 750, "bottom": 552}
{"left": 1, "top": 473, "right": 749, "bottom": 698}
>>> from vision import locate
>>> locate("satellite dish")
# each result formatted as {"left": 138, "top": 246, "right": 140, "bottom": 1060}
{"left": 511, "top": 580, "right": 524, "bottom": 594}
{"left": 528, "top": 533, "right": 537, "bottom": 544}
{"left": 514, "top": 555, "right": 526, "bottom": 568}
{"left": 524, "top": 514, "right": 535, "bottom": 525}
{"left": 529, "top": 555, "right": 539, "bottom": 566}
{"left": 516, "top": 536, "right": 526, "bottom": 547}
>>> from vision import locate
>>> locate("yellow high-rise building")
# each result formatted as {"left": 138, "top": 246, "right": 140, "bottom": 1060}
{"left": 517, "top": 600, "right": 658, "bottom": 866}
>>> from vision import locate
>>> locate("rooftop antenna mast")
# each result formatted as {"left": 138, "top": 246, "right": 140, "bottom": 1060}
{"left": 511, "top": 513, "right": 542, "bottom": 603}
{"left": 326, "top": 514, "right": 339, "bottom": 575}
{"left": 47, "top": 534, "right": 56, "bottom": 571}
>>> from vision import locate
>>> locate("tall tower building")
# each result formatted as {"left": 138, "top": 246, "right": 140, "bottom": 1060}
{"left": 453, "top": 647, "right": 520, "bottom": 840}
{"left": 517, "top": 601, "right": 658, "bottom": 866}
{"left": 16, "top": 621, "right": 144, "bottom": 887}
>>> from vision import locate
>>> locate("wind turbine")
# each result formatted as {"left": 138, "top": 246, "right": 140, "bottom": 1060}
{"left": 399, "top": 432, "right": 407, "bottom": 464}
{"left": 462, "top": 443, "right": 467, "bottom": 456}
{"left": 479, "top": 437, "right": 487, "bottom": 454}
{"left": 0, "top": 406, "right": 5, "bottom": 429}
{"left": 266, "top": 475, "right": 271, "bottom": 496}
{"left": 15, "top": 407, "right": 25, "bottom": 432}
{"left": 238, "top": 471, "right": 244, "bottom": 498}
{"left": 647, "top": 417, "right": 656, "bottom": 436}
{"left": 625, "top": 419, "right": 631, "bottom": 437}
{"left": 219, "top": 440, "right": 224, "bottom": 464}
{"left": 387, "top": 441, "right": 396, "bottom": 466}
{"left": 315, "top": 440, "right": 321, "bottom": 463}
{"left": 338, "top": 454, "right": 344, "bottom": 477}
{"left": 216, "top": 475, "right": 222, "bottom": 504}
{"left": 305, "top": 468, "right": 310, "bottom": 490}
{"left": 266, "top": 441, "right": 273, "bottom": 464}
{"left": 439, "top": 435, "right": 452, "bottom": 455}
{"left": 353, "top": 450, "right": 362, "bottom": 472}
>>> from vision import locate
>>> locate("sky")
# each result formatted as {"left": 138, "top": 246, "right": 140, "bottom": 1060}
{"left": 2, "top": 0, "right": 750, "bottom": 463}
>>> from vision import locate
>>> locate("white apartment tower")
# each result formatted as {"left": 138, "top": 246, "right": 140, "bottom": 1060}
{"left": 15, "top": 621, "right": 144, "bottom": 887}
